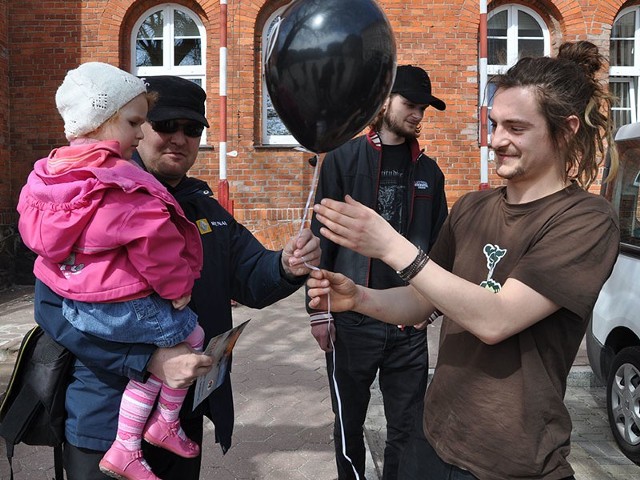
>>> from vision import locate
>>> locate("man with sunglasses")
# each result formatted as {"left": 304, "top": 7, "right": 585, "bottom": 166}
{"left": 33, "top": 75, "right": 321, "bottom": 479}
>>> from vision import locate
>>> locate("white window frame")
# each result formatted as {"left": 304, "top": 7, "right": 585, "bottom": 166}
{"left": 610, "top": 77, "right": 637, "bottom": 127}
{"left": 487, "top": 5, "right": 550, "bottom": 75}
{"left": 610, "top": 7, "right": 640, "bottom": 127}
{"left": 131, "top": 4, "right": 207, "bottom": 144}
{"left": 131, "top": 4, "right": 206, "bottom": 79}
{"left": 261, "top": 3, "right": 298, "bottom": 146}
{"left": 610, "top": 7, "right": 640, "bottom": 77}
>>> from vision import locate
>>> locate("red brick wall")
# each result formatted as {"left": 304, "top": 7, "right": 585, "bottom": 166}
{"left": 1, "top": 0, "right": 631, "bottom": 248}
{"left": 8, "top": 1, "right": 85, "bottom": 223}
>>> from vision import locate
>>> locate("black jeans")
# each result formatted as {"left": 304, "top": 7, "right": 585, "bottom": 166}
{"left": 63, "top": 415, "right": 204, "bottom": 479}
{"left": 327, "top": 316, "right": 428, "bottom": 480}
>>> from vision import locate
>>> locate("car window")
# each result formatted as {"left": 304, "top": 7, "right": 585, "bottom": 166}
{"left": 607, "top": 139, "right": 640, "bottom": 248}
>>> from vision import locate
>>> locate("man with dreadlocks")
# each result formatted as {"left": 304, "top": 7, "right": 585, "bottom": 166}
{"left": 307, "top": 41, "right": 619, "bottom": 479}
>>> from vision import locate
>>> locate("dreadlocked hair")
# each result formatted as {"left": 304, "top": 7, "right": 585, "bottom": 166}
{"left": 495, "top": 41, "right": 618, "bottom": 189}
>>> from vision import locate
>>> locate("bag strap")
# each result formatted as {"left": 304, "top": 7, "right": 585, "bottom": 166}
{"left": 0, "top": 383, "right": 39, "bottom": 445}
{"left": 7, "top": 455, "right": 14, "bottom": 480}
{"left": 0, "top": 383, "right": 39, "bottom": 480}
{"left": 53, "top": 444, "right": 64, "bottom": 480}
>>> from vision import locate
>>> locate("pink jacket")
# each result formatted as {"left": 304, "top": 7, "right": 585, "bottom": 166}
{"left": 17, "top": 141, "right": 203, "bottom": 302}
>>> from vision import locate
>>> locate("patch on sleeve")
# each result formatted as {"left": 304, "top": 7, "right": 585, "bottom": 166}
{"left": 196, "top": 218, "right": 212, "bottom": 234}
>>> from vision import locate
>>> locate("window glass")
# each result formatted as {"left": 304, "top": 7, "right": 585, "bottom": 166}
{"left": 611, "top": 11, "right": 635, "bottom": 67}
{"left": 488, "top": 11, "right": 507, "bottom": 65}
{"left": 611, "top": 81, "right": 634, "bottom": 127}
{"left": 487, "top": 6, "right": 548, "bottom": 74}
{"left": 174, "top": 10, "right": 200, "bottom": 37}
{"left": 610, "top": 136, "right": 640, "bottom": 247}
{"left": 488, "top": 38, "right": 507, "bottom": 65}
{"left": 175, "top": 39, "right": 201, "bottom": 66}
{"left": 519, "top": 39, "right": 544, "bottom": 58}
{"left": 517, "top": 11, "right": 541, "bottom": 37}
{"left": 488, "top": 10, "right": 507, "bottom": 36}
{"left": 261, "top": 4, "right": 297, "bottom": 145}
{"left": 133, "top": 5, "right": 205, "bottom": 73}
{"left": 266, "top": 95, "right": 290, "bottom": 136}
{"left": 174, "top": 10, "right": 201, "bottom": 66}
{"left": 136, "top": 11, "right": 163, "bottom": 67}
{"left": 132, "top": 5, "right": 207, "bottom": 143}
{"left": 137, "top": 10, "right": 164, "bottom": 38}
{"left": 517, "top": 11, "right": 543, "bottom": 57}
{"left": 610, "top": 8, "right": 640, "bottom": 129}
{"left": 609, "top": 81, "right": 631, "bottom": 125}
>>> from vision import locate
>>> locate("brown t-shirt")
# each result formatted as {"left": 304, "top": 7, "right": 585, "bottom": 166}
{"left": 425, "top": 183, "right": 619, "bottom": 479}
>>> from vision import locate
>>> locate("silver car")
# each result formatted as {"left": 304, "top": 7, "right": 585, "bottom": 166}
{"left": 587, "top": 121, "right": 640, "bottom": 465}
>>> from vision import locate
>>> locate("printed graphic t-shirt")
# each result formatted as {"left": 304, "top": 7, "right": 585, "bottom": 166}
{"left": 424, "top": 183, "right": 619, "bottom": 479}
{"left": 371, "top": 142, "right": 411, "bottom": 290}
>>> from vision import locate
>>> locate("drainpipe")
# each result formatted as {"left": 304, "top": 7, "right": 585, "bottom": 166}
{"left": 479, "top": 0, "right": 490, "bottom": 190}
{"left": 218, "top": 0, "right": 233, "bottom": 213}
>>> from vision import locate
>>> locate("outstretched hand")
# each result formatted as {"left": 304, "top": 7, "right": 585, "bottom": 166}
{"left": 281, "top": 228, "right": 321, "bottom": 278}
{"left": 306, "top": 269, "right": 359, "bottom": 313}
{"left": 313, "top": 195, "right": 400, "bottom": 262}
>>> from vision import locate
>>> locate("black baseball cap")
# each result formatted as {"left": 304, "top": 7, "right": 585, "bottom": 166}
{"left": 391, "top": 65, "right": 446, "bottom": 111}
{"left": 142, "top": 76, "right": 210, "bottom": 127}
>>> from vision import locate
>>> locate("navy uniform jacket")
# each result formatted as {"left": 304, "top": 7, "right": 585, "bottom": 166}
{"left": 35, "top": 160, "right": 305, "bottom": 452}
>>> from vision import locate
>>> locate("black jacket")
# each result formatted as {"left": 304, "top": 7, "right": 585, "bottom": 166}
{"left": 165, "top": 174, "right": 306, "bottom": 451}
{"left": 309, "top": 130, "right": 447, "bottom": 307}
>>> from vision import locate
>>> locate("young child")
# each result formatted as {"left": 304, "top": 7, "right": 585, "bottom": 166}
{"left": 17, "top": 62, "right": 206, "bottom": 480}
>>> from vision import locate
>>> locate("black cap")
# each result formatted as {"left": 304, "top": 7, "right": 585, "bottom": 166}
{"left": 142, "top": 76, "right": 210, "bottom": 127}
{"left": 391, "top": 65, "right": 446, "bottom": 111}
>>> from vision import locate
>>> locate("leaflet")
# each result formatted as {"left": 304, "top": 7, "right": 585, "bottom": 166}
{"left": 193, "top": 319, "right": 251, "bottom": 410}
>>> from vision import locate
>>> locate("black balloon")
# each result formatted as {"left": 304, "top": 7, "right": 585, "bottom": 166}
{"left": 264, "top": 0, "right": 396, "bottom": 153}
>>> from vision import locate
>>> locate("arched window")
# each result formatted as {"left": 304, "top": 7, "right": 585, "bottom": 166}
{"left": 485, "top": 5, "right": 550, "bottom": 138}
{"left": 132, "top": 4, "right": 206, "bottom": 79}
{"left": 131, "top": 4, "right": 207, "bottom": 141}
{"left": 261, "top": 3, "right": 298, "bottom": 146}
{"left": 610, "top": 7, "right": 640, "bottom": 127}
{"left": 487, "top": 5, "right": 550, "bottom": 75}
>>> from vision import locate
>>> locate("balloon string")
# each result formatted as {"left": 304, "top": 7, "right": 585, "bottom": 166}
{"left": 297, "top": 155, "right": 360, "bottom": 480}
{"left": 298, "top": 154, "right": 320, "bottom": 241}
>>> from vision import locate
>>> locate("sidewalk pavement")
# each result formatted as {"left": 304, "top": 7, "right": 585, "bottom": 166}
{"left": 0, "top": 285, "right": 638, "bottom": 479}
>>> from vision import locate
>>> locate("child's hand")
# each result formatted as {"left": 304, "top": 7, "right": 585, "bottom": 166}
{"left": 172, "top": 295, "right": 191, "bottom": 310}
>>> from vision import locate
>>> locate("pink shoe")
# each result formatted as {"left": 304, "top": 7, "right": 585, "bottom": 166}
{"left": 99, "top": 442, "right": 160, "bottom": 480}
{"left": 143, "top": 411, "right": 200, "bottom": 458}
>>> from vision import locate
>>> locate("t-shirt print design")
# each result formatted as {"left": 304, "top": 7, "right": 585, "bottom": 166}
{"left": 481, "top": 243, "right": 506, "bottom": 293}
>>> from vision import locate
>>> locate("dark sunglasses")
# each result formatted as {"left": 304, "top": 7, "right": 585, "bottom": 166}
{"left": 150, "top": 120, "right": 205, "bottom": 138}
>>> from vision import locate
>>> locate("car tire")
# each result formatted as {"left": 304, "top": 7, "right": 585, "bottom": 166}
{"left": 607, "top": 346, "right": 640, "bottom": 465}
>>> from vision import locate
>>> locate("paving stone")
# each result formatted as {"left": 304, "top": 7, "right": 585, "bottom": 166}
{"left": 2, "top": 287, "right": 640, "bottom": 478}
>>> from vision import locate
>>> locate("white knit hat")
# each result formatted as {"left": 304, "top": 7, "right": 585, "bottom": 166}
{"left": 55, "top": 62, "right": 147, "bottom": 140}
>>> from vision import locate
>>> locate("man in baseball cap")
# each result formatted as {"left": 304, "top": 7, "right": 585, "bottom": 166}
{"left": 38, "top": 74, "right": 321, "bottom": 479}
{"left": 391, "top": 64, "right": 446, "bottom": 111}
{"left": 307, "top": 63, "right": 448, "bottom": 480}
{"left": 143, "top": 76, "right": 210, "bottom": 127}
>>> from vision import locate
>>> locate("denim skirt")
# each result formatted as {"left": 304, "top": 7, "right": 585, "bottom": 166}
{"left": 62, "top": 293, "right": 197, "bottom": 347}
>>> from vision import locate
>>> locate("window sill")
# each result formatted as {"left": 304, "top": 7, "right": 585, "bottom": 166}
{"left": 253, "top": 144, "right": 304, "bottom": 151}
